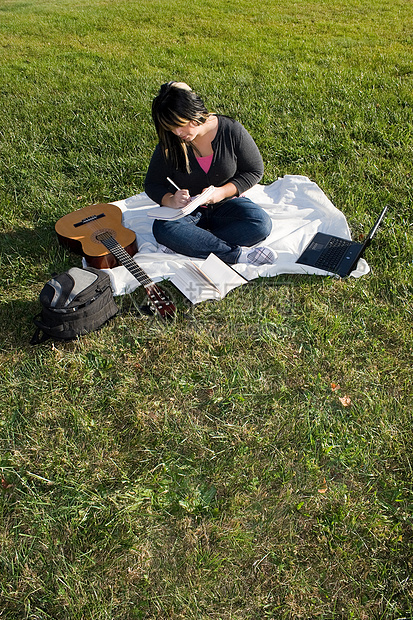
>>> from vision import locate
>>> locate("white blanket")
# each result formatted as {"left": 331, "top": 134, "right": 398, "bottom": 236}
{"left": 92, "top": 175, "right": 369, "bottom": 297}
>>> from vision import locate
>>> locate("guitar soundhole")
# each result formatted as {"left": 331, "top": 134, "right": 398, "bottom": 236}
{"left": 93, "top": 229, "right": 116, "bottom": 244}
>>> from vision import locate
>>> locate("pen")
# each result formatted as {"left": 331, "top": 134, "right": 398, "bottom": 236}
{"left": 167, "top": 177, "right": 181, "bottom": 192}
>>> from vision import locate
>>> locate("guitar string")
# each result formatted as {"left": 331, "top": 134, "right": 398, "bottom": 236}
{"left": 98, "top": 231, "right": 154, "bottom": 288}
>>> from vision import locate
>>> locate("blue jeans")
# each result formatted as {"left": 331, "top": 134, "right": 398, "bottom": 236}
{"left": 152, "top": 197, "right": 272, "bottom": 264}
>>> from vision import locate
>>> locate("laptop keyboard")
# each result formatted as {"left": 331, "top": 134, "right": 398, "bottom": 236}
{"left": 314, "top": 237, "right": 352, "bottom": 270}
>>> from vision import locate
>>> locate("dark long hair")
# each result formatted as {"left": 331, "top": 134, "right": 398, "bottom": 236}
{"left": 151, "top": 82, "right": 210, "bottom": 172}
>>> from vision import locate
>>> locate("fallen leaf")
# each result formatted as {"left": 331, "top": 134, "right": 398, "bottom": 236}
{"left": 339, "top": 395, "right": 352, "bottom": 407}
{"left": 331, "top": 382, "right": 340, "bottom": 392}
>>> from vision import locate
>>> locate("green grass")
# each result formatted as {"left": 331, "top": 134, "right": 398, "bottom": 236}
{"left": 1, "top": 0, "right": 412, "bottom": 618}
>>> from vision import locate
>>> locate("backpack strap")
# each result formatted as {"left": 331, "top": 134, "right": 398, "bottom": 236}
{"left": 30, "top": 314, "right": 66, "bottom": 345}
{"left": 30, "top": 327, "right": 50, "bottom": 345}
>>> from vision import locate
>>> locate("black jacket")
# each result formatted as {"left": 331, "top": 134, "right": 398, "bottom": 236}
{"left": 144, "top": 115, "right": 264, "bottom": 205}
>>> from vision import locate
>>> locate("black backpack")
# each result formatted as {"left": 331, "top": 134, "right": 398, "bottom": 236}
{"left": 31, "top": 266, "right": 118, "bottom": 344}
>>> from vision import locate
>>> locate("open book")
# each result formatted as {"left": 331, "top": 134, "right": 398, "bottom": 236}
{"left": 171, "top": 253, "right": 248, "bottom": 304}
{"left": 147, "top": 186, "right": 215, "bottom": 221}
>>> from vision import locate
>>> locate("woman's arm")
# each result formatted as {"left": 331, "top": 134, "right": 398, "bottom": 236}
{"left": 206, "top": 118, "right": 264, "bottom": 198}
{"left": 229, "top": 121, "right": 264, "bottom": 195}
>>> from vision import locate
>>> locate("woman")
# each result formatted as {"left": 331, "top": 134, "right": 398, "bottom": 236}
{"left": 144, "top": 81, "right": 275, "bottom": 265}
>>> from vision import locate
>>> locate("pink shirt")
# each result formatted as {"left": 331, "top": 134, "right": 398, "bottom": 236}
{"left": 196, "top": 154, "right": 213, "bottom": 174}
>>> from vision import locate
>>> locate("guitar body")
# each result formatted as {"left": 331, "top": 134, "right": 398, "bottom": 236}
{"left": 55, "top": 203, "right": 138, "bottom": 269}
{"left": 55, "top": 203, "right": 176, "bottom": 319}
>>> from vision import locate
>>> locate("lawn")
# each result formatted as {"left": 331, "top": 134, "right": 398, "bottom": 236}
{"left": 0, "top": 0, "right": 412, "bottom": 618}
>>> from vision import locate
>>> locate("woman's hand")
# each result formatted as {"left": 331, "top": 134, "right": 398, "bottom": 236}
{"left": 202, "top": 183, "right": 238, "bottom": 205}
{"left": 161, "top": 189, "right": 191, "bottom": 209}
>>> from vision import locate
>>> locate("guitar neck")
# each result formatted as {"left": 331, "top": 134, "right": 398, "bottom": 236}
{"left": 98, "top": 233, "right": 153, "bottom": 288}
{"left": 96, "top": 231, "right": 176, "bottom": 320}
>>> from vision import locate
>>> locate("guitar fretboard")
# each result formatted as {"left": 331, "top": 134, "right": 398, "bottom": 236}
{"left": 97, "top": 232, "right": 153, "bottom": 288}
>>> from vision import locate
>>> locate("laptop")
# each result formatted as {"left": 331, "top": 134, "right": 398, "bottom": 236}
{"left": 296, "top": 205, "right": 388, "bottom": 278}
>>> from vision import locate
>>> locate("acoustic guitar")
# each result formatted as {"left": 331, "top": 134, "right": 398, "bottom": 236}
{"left": 55, "top": 203, "right": 176, "bottom": 319}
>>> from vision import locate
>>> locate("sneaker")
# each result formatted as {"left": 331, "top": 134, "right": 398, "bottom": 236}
{"left": 238, "top": 246, "right": 277, "bottom": 266}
